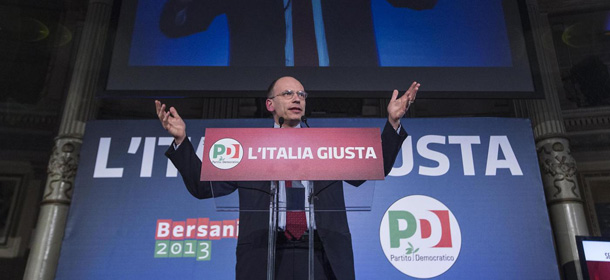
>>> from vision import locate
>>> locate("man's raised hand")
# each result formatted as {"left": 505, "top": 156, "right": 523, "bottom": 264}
{"left": 155, "top": 100, "right": 186, "bottom": 145}
{"left": 387, "top": 81, "right": 419, "bottom": 130}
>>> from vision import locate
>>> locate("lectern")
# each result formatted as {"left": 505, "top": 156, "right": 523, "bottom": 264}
{"left": 202, "top": 128, "right": 384, "bottom": 280}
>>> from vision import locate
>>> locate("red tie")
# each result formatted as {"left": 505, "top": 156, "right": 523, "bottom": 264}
{"left": 292, "top": 0, "right": 319, "bottom": 66}
{"left": 285, "top": 181, "right": 307, "bottom": 240}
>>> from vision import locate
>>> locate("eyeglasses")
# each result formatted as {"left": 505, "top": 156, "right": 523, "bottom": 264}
{"left": 269, "top": 90, "right": 308, "bottom": 100}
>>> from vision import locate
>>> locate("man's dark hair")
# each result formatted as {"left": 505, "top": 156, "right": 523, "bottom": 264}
{"left": 266, "top": 77, "right": 280, "bottom": 98}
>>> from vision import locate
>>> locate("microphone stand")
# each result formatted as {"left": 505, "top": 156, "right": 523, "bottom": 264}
{"left": 266, "top": 181, "right": 278, "bottom": 280}
{"left": 302, "top": 116, "right": 313, "bottom": 279}
{"left": 268, "top": 117, "right": 283, "bottom": 280}
{"left": 307, "top": 181, "right": 315, "bottom": 280}
{"left": 268, "top": 116, "right": 313, "bottom": 279}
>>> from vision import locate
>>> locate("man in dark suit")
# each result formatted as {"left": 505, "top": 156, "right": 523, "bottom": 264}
{"left": 159, "top": 0, "right": 437, "bottom": 66}
{"left": 155, "top": 76, "right": 418, "bottom": 279}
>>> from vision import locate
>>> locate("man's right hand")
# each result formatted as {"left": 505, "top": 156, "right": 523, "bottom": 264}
{"left": 155, "top": 100, "right": 187, "bottom": 145}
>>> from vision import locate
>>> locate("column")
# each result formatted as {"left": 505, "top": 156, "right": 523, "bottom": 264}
{"left": 514, "top": 1, "right": 589, "bottom": 279}
{"left": 23, "top": 0, "right": 114, "bottom": 279}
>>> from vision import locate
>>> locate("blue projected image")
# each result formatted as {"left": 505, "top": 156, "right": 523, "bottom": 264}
{"left": 128, "top": 0, "right": 512, "bottom": 67}
{"left": 129, "top": 1, "right": 229, "bottom": 66}
{"left": 372, "top": 0, "right": 512, "bottom": 67}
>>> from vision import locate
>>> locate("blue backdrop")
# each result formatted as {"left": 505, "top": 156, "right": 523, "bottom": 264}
{"left": 55, "top": 118, "right": 558, "bottom": 279}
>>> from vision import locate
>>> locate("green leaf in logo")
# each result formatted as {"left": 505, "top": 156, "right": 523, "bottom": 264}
{"left": 405, "top": 242, "right": 419, "bottom": 256}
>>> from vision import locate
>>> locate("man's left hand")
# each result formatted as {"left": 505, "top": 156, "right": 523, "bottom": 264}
{"left": 387, "top": 81, "right": 419, "bottom": 130}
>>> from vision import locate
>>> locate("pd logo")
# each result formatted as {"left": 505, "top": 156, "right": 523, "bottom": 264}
{"left": 379, "top": 195, "right": 461, "bottom": 278}
{"left": 209, "top": 138, "right": 243, "bottom": 169}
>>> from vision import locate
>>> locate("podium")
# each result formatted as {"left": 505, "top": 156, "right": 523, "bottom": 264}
{"left": 202, "top": 128, "right": 384, "bottom": 280}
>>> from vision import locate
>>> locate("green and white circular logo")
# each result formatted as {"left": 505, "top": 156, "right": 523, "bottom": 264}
{"left": 379, "top": 195, "right": 461, "bottom": 278}
{"left": 209, "top": 138, "right": 243, "bottom": 169}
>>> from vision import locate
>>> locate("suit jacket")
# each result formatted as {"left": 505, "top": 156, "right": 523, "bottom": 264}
{"left": 166, "top": 121, "right": 407, "bottom": 279}
{"left": 159, "top": 0, "right": 437, "bottom": 66}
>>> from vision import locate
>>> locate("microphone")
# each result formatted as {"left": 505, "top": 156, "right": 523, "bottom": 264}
{"left": 278, "top": 117, "right": 285, "bottom": 128}
{"left": 301, "top": 116, "right": 310, "bottom": 128}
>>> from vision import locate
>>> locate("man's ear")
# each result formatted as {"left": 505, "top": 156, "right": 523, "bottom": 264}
{"left": 265, "top": 99, "right": 275, "bottom": 113}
